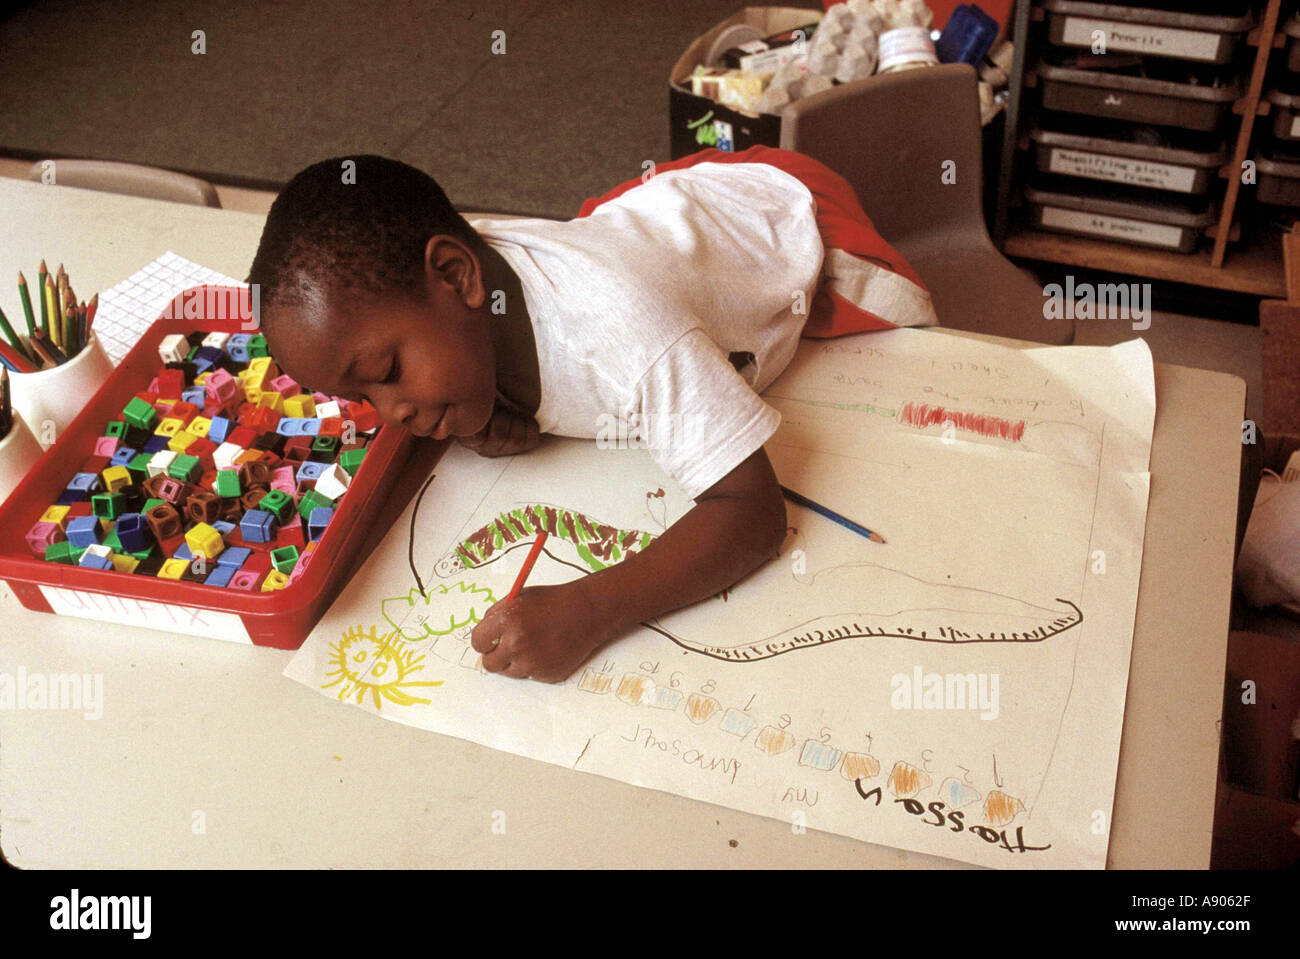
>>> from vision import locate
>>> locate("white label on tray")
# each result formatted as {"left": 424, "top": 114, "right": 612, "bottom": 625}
{"left": 1048, "top": 147, "right": 1198, "bottom": 193}
{"left": 1039, "top": 205, "right": 1184, "bottom": 249}
{"left": 1290, "top": 115, "right": 1300, "bottom": 138}
{"left": 39, "top": 585, "right": 253, "bottom": 644}
{"left": 1061, "top": 16, "right": 1220, "bottom": 61}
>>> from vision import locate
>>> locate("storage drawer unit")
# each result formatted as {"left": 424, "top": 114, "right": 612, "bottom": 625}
{"left": 1036, "top": 61, "right": 1241, "bottom": 132}
{"left": 1029, "top": 123, "right": 1226, "bottom": 194}
{"left": 1025, "top": 181, "right": 1217, "bottom": 253}
{"left": 1045, "top": 1, "right": 1253, "bottom": 65}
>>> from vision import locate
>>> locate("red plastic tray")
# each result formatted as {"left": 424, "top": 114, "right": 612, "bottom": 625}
{"left": 0, "top": 286, "right": 412, "bottom": 649}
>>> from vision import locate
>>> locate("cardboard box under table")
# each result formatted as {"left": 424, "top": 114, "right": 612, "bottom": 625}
{"left": 0, "top": 286, "right": 412, "bottom": 649}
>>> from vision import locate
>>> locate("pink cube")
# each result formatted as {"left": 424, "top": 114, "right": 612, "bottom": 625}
{"left": 205, "top": 368, "right": 240, "bottom": 405}
{"left": 26, "top": 521, "right": 65, "bottom": 556}
{"left": 228, "top": 570, "right": 261, "bottom": 591}
{"left": 94, "top": 436, "right": 120, "bottom": 457}
{"left": 268, "top": 374, "right": 300, "bottom": 396}
{"left": 312, "top": 391, "right": 330, "bottom": 403}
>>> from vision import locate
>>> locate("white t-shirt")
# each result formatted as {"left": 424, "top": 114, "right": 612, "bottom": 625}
{"left": 468, "top": 161, "right": 823, "bottom": 500}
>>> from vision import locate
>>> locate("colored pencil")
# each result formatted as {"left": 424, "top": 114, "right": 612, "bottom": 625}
{"left": 17, "top": 272, "right": 36, "bottom": 338}
{"left": 0, "top": 366, "right": 9, "bottom": 440}
{"left": 44, "top": 276, "right": 60, "bottom": 350}
{"left": 506, "top": 531, "right": 549, "bottom": 601}
{"left": 0, "top": 337, "right": 37, "bottom": 373}
{"left": 85, "top": 292, "right": 98, "bottom": 333}
{"left": 0, "top": 301, "right": 31, "bottom": 363}
{"left": 23, "top": 335, "right": 53, "bottom": 369}
{"left": 37, "top": 260, "right": 48, "bottom": 335}
{"left": 32, "top": 330, "right": 67, "bottom": 365}
{"left": 779, "top": 485, "right": 886, "bottom": 544}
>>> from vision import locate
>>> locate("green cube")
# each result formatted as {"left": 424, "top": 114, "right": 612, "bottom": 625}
{"left": 92, "top": 491, "right": 126, "bottom": 520}
{"left": 168, "top": 454, "right": 201, "bottom": 482}
{"left": 297, "top": 488, "right": 333, "bottom": 520}
{"left": 102, "top": 528, "right": 123, "bottom": 552}
{"left": 310, "top": 435, "right": 338, "bottom": 457}
{"left": 104, "top": 420, "right": 127, "bottom": 438}
{"left": 186, "top": 344, "right": 200, "bottom": 361}
{"left": 339, "top": 448, "right": 367, "bottom": 476}
{"left": 258, "top": 489, "right": 292, "bottom": 522}
{"left": 141, "top": 497, "right": 165, "bottom": 514}
{"left": 247, "top": 334, "right": 269, "bottom": 358}
{"left": 214, "top": 470, "right": 241, "bottom": 498}
{"left": 127, "top": 452, "right": 153, "bottom": 477}
{"left": 270, "top": 545, "right": 299, "bottom": 574}
{"left": 122, "top": 397, "right": 157, "bottom": 431}
{"left": 44, "top": 541, "right": 84, "bottom": 564}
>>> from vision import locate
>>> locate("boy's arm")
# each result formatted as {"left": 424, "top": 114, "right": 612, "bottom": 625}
{"left": 470, "top": 447, "right": 787, "bottom": 681}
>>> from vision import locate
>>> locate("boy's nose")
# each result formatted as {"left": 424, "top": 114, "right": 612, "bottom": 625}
{"left": 390, "top": 399, "right": 418, "bottom": 429}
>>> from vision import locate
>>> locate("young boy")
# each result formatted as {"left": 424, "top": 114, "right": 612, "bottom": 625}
{"left": 248, "top": 148, "right": 935, "bottom": 682}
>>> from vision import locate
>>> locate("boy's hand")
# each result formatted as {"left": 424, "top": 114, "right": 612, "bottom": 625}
{"left": 457, "top": 402, "right": 541, "bottom": 457}
{"left": 470, "top": 580, "right": 610, "bottom": 683}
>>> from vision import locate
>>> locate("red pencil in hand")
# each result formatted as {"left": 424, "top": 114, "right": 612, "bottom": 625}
{"left": 506, "top": 531, "right": 548, "bottom": 601}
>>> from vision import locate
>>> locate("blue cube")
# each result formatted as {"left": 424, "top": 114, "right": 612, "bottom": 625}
{"left": 69, "top": 472, "right": 101, "bottom": 493}
{"left": 142, "top": 435, "right": 170, "bottom": 453}
{"left": 212, "top": 520, "right": 236, "bottom": 537}
{"left": 240, "top": 509, "right": 277, "bottom": 543}
{"left": 66, "top": 515, "right": 101, "bottom": 548}
{"left": 298, "top": 418, "right": 321, "bottom": 436}
{"left": 78, "top": 552, "right": 114, "bottom": 570}
{"left": 296, "top": 461, "right": 326, "bottom": 484}
{"left": 181, "top": 386, "right": 207, "bottom": 406}
{"left": 216, "top": 546, "right": 251, "bottom": 569}
{"left": 110, "top": 446, "right": 138, "bottom": 467}
{"left": 208, "top": 415, "right": 231, "bottom": 444}
{"left": 115, "top": 513, "right": 152, "bottom": 552}
{"left": 204, "top": 565, "right": 236, "bottom": 587}
{"left": 228, "top": 334, "right": 251, "bottom": 363}
{"left": 174, "top": 542, "right": 194, "bottom": 562}
{"left": 308, "top": 507, "right": 334, "bottom": 541}
{"left": 276, "top": 417, "right": 303, "bottom": 437}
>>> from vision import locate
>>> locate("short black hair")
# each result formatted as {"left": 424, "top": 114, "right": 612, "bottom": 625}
{"left": 247, "top": 154, "right": 478, "bottom": 315}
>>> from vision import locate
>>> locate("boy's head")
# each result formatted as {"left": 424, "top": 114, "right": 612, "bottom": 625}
{"left": 248, "top": 155, "right": 497, "bottom": 439}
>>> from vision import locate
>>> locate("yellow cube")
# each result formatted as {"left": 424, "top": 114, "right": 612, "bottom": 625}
{"left": 234, "top": 448, "right": 264, "bottom": 466}
{"left": 185, "top": 522, "right": 225, "bottom": 560}
{"left": 194, "top": 371, "right": 211, "bottom": 385}
{"left": 101, "top": 465, "right": 132, "bottom": 493}
{"left": 243, "top": 385, "right": 263, "bottom": 404}
{"left": 282, "top": 394, "right": 316, "bottom": 418}
{"left": 154, "top": 417, "right": 184, "bottom": 437}
{"left": 110, "top": 553, "right": 140, "bottom": 574}
{"left": 258, "top": 391, "right": 283, "bottom": 413}
{"left": 189, "top": 416, "right": 212, "bottom": 438}
{"left": 40, "top": 505, "right": 70, "bottom": 528}
{"left": 168, "top": 429, "right": 199, "bottom": 453}
{"left": 157, "top": 558, "right": 189, "bottom": 580}
{"left": 260, "top": 569, "right": 290, "bottom": 591}
{"left": 248, "top": 356, "right": 275, "bottom": 377}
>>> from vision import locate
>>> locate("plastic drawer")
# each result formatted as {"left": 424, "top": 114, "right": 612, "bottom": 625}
{"left": 1045, "top": 1, "right": 1252, "bottom": 65}
{"left": 1030, "top": 122, "right": 1226, "bottom": 194}
{"left": 1255, "top": 152, "right": 1300, "bottom": 207}
{"left": 1036, "top": 61, "right": 1240, "bottom": 132}
{"left": 1025, "top": 180, "right": 1216, "bottom": 253}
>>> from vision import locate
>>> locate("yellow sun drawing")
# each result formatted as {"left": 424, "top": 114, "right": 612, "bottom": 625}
{"left": 322, "top": 625, "right": 444, "bottom": 709}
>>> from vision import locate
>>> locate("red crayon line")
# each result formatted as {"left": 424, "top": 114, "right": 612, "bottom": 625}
{"left": 898, "top": 401, "right": 1026, "bottom": 443}
{"left": 506, "top": 531, "right": 548, "bottom": 602}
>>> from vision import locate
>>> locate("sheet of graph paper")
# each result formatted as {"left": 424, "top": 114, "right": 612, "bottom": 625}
{"left": 284, "top": 328, "right": 1155, "bottom": 869}
{"left": 93, "top": 251, "right": 244, "bottom": 364}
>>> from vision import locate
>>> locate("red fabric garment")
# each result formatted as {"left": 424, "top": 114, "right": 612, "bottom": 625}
{"left": 577, "top": 145, "right": 936, "bottom": 338}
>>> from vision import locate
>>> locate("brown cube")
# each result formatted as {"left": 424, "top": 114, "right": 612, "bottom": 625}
{"left": 240, "top": 486, "right": 270, "bottom": 512}
{"left": 145, "top": 503, "right": 183, "bottom": 542}
{"left": 240, "top": 461, "right": 273, "bottom": 489}
{"left": 185, "top": 490, "right": 222, "bottom": 524}
{"left": 155, "top": 476, "right": 187, "bottom": 505}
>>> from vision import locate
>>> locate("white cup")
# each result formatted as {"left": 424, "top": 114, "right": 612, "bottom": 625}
{"left": 0, "top": 409, "right": 45, "bottom": 504}
{"left": 10, "top": 332, "right": 114, "bottom": 450}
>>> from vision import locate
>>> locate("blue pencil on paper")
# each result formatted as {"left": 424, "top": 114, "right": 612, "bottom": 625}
{"left": 780, "top": 485, "right": 886, "bottom": 544}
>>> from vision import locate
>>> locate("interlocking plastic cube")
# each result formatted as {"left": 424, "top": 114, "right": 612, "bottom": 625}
{"left": 101, "top": 465, "right": 132, "bottom": 493}
{"left": 115, "top": 513, "right": 152, "bottom": 552}
{"left": 168, "top": 454, "right": 201, "bottom": 482}
{"left": 240, "top": 460, "right": 273, "bottom": 488}
{"left": 313, "top": 464, "right": 350, "bottom": 501}
{"left": 307, "top": 507, "right": 334, "bottom": 541}
{"left": 126, "top": 452, "right": 153, "bottom": 478}
{"left": 109, "top": 446, "right": 137, "bottom": 468}
{"left": 202, "top": 331, "right": 232, "bottom": 350}
{"left": 181, "top": 386, "right": 207, "bottom": 407}
{"left": 258, "top": 391, "right": 283, "bottom": 413}
{"left": 204, "top": 565, "right": 236, "bottom": 588}
{"left": 104, "top": 420, "right": 127, "bottom": 439}
{"left": 141, "top": 435, "right": 170, "bottom": 454}
{"left": 228, "top": 569, "right": 261, "bottom": 591}
{"left": 247, "top": 334, "right": 269, "bottom": 358}
{"left": 158, "top": 333, "right": 190, "bottom": 364}
{"left": 78, "top": 551, "right": 114, "bottom": 570}
{"left": 216, "top": 546, "right": 251, "bottom": 569}
{"left": 109, "top": 553, "right": 140, "bottom": 574}
{"left": 154, "top": 417, "right": 183, "bottom": 438}
{"left": 212, "top": 519, "right": 237, "bottom": 538}
{"left": 296, "top": 461, "right": 327, "bottom": 484}
{"left": 298, "top": 417, "right": 321, "bottom": 436}
{"left": 239, "top": 509, "right": 277, "bottom": 543}
{"left": 214, "top": 469, "right": 241, "bottom": 498}
{"left": 204, "top": 367, "right": 240, "bottom": 405}
{"left": 309, "top": 435, "right": 339, "bottom": 460}
{"left": 69, "top": 471, "right": 103, "bottom": 495}
{"left": 270, "top": 545, "right": 299, "bottom": 574}
{"left": 185, "top": 522, "right": 225, "bottom": 560}
{"left": 212, "top": 441, "right": 243, "bottom": 470}
{"left": 157, "top": 557, "right": 188, "bottom": 580}
{"left": 339, "top": 448, "right": 367, "bottom": 476}
{"left": 227, "top": 333, "right": 252, "bottom": 363}
{"left": 147, "top": 450, "right": 177, "bottom": 477}
{"left": 145, "top": 503, "right": 183, "bottom": 542}
{"left": 294, "top": 488, "right": 332, "bottom": 521}
{"left": 315, "top": 400, "right": 342, "bottom": 420}
{"left": 91, "top": 491, "right": 126, "bottom": 520}
{"left": 276, "top": 417, "right": 303, "bottom": 437}
{"left": 282, "top": 394, "right": 315, "bottom": 418}
{"left": 260, "top": 569, "right": 290, "bottom": 591}
{"left": 66, "top": 515, "right": 100, "bottom": 547}
{"left": 154, "top": 476, "right": 187, "bottom": 505}
{"left": 258, "top": 489, "right": 293, "bottom": 522}
{"left": 26, "top": 521, "right": 64, "bottom": 555}
{"left": 185, "top": 490, "right": 222, "bottom": 524}
{"left": 156, "top": 368, "right": 185, "bottom": 398}
{"left": 207, "top": 415, "right": 231, "bottom": 444}
{"left": 93, "top": 436, "right": 120, "bottom": 458}
{"left": 188, "top": 416, "right": 211, "bottom": 438}
{"left": 39, "top": 505, "right": 70, "bottom": 528}
{"left": 123, "top": 396, "right": 158, "bottom": 431}
{"left": 44, "top": 541, "right": 82, "bottom": 564}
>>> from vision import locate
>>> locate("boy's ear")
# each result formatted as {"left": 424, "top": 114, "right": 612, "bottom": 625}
{"left": 424, "top": 235, "right": 486, "bottom": 310}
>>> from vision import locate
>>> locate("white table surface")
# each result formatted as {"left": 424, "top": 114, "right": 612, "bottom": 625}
{"left": 0, "top": 178, "right": 1242, "bottom": 868}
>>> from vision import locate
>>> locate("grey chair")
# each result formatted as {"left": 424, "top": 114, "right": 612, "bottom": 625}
{"left": 28, "top": 159, "right": 221, "bottom": 208}
{"left": 781, "top": 63, "right": 1071, "bottom": 345}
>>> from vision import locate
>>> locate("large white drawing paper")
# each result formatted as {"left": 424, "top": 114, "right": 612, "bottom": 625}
{"left": 284, "top": 328, "right": 1155, "bottom": 869}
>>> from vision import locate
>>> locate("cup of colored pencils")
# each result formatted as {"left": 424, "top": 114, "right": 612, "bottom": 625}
{"left": 0, "top": 260, "right": 99, "bottom": 372}
{"left": 4, "top": 261, "right": 114, "bottom": 450}
{"left": 0, "top": 366, "right": 45, "bottom": 503}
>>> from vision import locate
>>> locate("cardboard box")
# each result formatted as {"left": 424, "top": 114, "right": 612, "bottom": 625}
{"left": 669, "top": 7, "right": 822, "bottom": 159}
